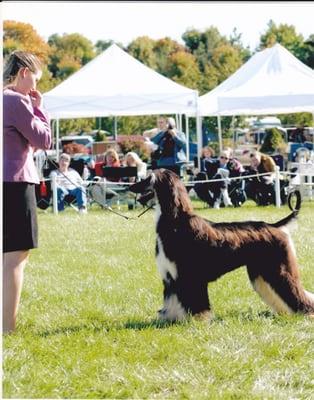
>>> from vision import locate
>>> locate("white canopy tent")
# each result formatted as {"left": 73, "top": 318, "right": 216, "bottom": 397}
{"left": 43, "top": 43, "right": 201, "bottom": 159}
{"left": 197, "top": 43, "right": 314, "bottom": 150}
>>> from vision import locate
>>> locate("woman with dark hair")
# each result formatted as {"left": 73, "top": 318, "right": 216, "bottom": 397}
{"left": 3, "top": 51, "right": 52, "bottom": 333}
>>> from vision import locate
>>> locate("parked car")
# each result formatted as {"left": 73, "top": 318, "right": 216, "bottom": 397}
{"left": 59, "top": 135, "right": 94, "bottom": 154}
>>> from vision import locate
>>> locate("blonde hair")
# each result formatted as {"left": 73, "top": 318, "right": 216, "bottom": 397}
{"left": 201, "top": 146, "right": 215, "bottom": 158}
{"left": 3, "top": 50, "right": 42, "bottom": 86}
{"left": 104, "top": 148, "right": 119, "bottom": 162}
{"left": 125, "top": 151, "right": 143, "bottom": 166}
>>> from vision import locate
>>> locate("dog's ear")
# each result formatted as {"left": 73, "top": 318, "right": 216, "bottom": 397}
{"left": 129, "top": 173, "right": 155, "bottom": 193}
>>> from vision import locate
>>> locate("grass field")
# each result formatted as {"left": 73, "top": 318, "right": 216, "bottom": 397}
{"left": 3, "top": 200, "right": 314, "bottom": 399}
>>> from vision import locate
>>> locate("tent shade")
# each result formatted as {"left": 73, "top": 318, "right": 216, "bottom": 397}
{"left": 198, "top": 43, "right": 314, "bottom": 116}
{"left": 43, "top": 44, "right": 198, "bottom": 119}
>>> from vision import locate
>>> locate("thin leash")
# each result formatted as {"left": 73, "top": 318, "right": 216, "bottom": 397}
{"left": 43, "top": 152, "right": 154, "bottom": 220}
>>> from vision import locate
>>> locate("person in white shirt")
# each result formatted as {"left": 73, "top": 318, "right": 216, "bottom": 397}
{"left": 50, "top": 153, "right": 87, "bottom": 213}
{"left": 124, "top": 151, "right": 147, "bottom": 182}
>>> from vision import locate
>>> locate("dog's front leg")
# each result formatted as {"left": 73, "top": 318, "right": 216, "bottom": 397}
{"left": 157, "top": 275, "right": 188, "bottom": 322}
{"left": 178, "top": 279, "right": 213, "bottom": 321}
{"left": 158, "top": 275, "right": 213, "bottom": 322}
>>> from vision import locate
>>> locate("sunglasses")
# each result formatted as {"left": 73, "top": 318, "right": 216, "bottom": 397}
{"left": 220, "top": 156, "right": 228, "bottom": 159}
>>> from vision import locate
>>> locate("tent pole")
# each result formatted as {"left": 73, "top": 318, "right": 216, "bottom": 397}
{"left": 217, "top": 114, "right": 223, "bottom": 153}
{"left": 175, "top": 114, "right": 179, "bottom": 129}
{"left": 185, "top": 115, "right": 190, "bottom": 162}
{"left": 195, "top": 92, "right": 202, "bottom": 168}
{"left": 56, "top": 119, "right": 60, "bottom": 160}
{"left": 114, "top": 116, "right": 118, "bottom": 141}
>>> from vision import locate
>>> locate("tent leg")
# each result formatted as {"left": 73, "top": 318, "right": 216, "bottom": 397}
{"left": 114, "top": 117, "right": 118, "bottom": 141}
{"left": 185, "top": 115, "right": 190, "bottom": 162}
{"left": 56, "top": 119, "right": 60, "bottom": 160}
{"left": 217, "top": 115, "right": 223, "bottom": 153}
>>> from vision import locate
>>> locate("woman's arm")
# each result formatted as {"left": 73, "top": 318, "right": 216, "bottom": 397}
{"left": 11, "top": 95, "right": 51, "bottom": 150}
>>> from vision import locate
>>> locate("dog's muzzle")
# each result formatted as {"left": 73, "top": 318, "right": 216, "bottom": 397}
{"left": 129, "top": 173, "right": 156, "bottom": 206}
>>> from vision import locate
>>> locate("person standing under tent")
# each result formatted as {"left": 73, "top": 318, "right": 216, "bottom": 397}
{"left": 150, "top": 117, "right": 187, "bottom": 173}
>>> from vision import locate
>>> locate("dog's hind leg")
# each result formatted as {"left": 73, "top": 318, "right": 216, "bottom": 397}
{"left": 247, "top": 263, "right": 314, "bottom": 316}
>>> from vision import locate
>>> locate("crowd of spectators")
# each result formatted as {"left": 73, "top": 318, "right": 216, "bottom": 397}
{"left": 41, "top": 113, "right": 313, "bottom": 212}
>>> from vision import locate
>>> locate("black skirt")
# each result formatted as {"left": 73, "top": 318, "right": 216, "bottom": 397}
{"left": 3, "top": 182, "right": 38, "bottom": 252}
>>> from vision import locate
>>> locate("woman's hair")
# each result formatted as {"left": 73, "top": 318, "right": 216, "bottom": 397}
{"left": 104, "top": 148, "right": 119, "bottom": 162}
{"left": 3, "top": 50, "right": 42, "bottom": 86}
{"left": 125, "top": 151, "right": 143, "bottom": 166}
{"left": 201, "top": 146, "right": 215, "bottom": 158}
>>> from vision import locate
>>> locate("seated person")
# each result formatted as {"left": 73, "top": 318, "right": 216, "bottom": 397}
{"left": 244, "top": 150, "right": 276, "bottom": 205}
{"left": 90, "top": 149, "right": 123, "bottom": 207}
{"left": 150, "top": 117, "right": 187, "bottom": 174}
{"left": 49, "top": 153, "right": 87, "bottom": 213}
{"left": 194, "top": 146, "right": 217, "bottom": 172}
{"left": 123, "top": 151, "right": 147, "bottom": 182}
{"left": 94, "top": 148, "right": 121, "bottom": 181}
{"left": 210, "top": 151, "right": 236, "bottom": 209}
{"left": 194, "top": 150, "right": 244, "bottom": 208}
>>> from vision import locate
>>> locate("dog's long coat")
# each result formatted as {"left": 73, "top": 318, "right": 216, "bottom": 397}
{"left": 130, "top": 169, "right": 314, "bottom": 320}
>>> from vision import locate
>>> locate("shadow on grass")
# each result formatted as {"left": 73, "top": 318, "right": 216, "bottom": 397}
{"left": 36, "top": 309, "right": 295, "bottom": 337}
{"left": 36, "top": 318, "right": 180, "bottom": 337}
{"left": 36, "top": 323, "right": 108, "bottom": 337}
{"left": 123, "top": 318, "right": 182, "bottom": 330}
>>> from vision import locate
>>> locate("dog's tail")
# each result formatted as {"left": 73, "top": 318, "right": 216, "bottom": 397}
{"left": 271, "top": 190, "right": 301, "bottom": 228}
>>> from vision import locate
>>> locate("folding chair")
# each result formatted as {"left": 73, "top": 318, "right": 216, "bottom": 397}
{"left": 102, "top": 166, "right": 139, "bottom": 208}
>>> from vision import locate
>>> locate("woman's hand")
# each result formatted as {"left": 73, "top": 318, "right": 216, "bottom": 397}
{"left": 29, "top": 89, "right": 43, "bottom": 108}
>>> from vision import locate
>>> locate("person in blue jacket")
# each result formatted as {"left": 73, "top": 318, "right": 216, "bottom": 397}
{"left": 150, "top": 117, "right": 187, "bottom": 173}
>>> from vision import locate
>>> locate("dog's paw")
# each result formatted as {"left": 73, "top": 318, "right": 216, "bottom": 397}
{"left": 194, "top": 310, "right": 214, "bottom": 322}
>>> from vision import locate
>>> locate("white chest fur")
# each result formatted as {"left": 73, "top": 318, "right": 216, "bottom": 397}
{"left": 155, "top": 204, "right": 178, "bottom": 282}
{"left": 156, "top": 235, "right": 178, "bottom": 282}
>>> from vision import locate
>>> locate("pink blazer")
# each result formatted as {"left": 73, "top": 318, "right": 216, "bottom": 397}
{"left": 3, "top": 88, "right": 52, "bottom": 184}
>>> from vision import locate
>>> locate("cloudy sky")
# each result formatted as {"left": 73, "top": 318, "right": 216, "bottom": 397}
{"left": 2, "top": 1, "right": 314, "bottom": 50}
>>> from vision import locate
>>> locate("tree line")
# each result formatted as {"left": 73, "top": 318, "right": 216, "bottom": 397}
{"left": 3, "top": 20, "right": 314, "bottom": 137}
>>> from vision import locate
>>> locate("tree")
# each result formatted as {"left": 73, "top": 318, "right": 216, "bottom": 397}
{"left": 153, "top": 37, "right": 185, "bottom": 75}
{"left": 260, "top": 128, "right": 286, "bottom": 154}
{"left": 258, "top": 20, "right": 307, "bottom": 63}
{"left": 303, "top": 34, "right": 314, "bottom": 68}
{"left": 229, "top": 27, "right": 251, "bottom": 62}
{"left": 182, "top": 27, "right": 246, "bottom": 94}
{"left": 198, "top": 43, "right": 243, "bottom": 94}
{"left": 59, "top": 118, "right": 96, "bottom": 136}
{"left": 95, "top": 39, "right": 115, "bottom": 54}
{"left": 3, "top": 21, "right": 57, "bottom": 93}
{"left": 164, "top": 51, "right": 202, "bottom": 90}
{"left": 3, "top": 20, "right": 50, "bottom": 61}
{"left": 48, "top": 33, "right": 95, "bottom": 79}
{"left": 127, "top": 36, "right": 157, "bottom": 69}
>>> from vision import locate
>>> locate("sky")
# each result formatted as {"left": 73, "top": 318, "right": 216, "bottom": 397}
{"left": 2, "top": 1, "right": 314, "bottom": 51}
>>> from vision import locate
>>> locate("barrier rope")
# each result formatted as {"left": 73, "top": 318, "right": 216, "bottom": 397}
{"left": 41, "top": 153, "right": 312, "bottom": 217}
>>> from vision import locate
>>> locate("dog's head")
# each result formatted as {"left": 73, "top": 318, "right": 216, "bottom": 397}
{"left": 129, "top": 169, "right": 193, "bottom": 215}
{"left": 129, "top": 171, "right": 157, "bottom": 206}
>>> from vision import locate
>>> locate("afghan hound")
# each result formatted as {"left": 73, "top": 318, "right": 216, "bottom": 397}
{"left": 130, "top": 169, "right": 314, "bottom": 321}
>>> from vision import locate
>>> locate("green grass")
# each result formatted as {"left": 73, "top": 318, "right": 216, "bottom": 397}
{"left": 3, "top": 200, "right": 314, "bottom": 399}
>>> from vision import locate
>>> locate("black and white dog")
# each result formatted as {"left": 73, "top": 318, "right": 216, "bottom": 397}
{"left": 130, "top": 169, "right": 314, "bottom": 321}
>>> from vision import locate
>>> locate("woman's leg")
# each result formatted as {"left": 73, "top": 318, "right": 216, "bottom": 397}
{"left": 57, "top": 187, "right": 67, "bottom": 211}
{"left": 3, "top": 250, "right": 29, "bottom": 333}
{"left": 70, "top": 187, "right": 87, "bottom": 209}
